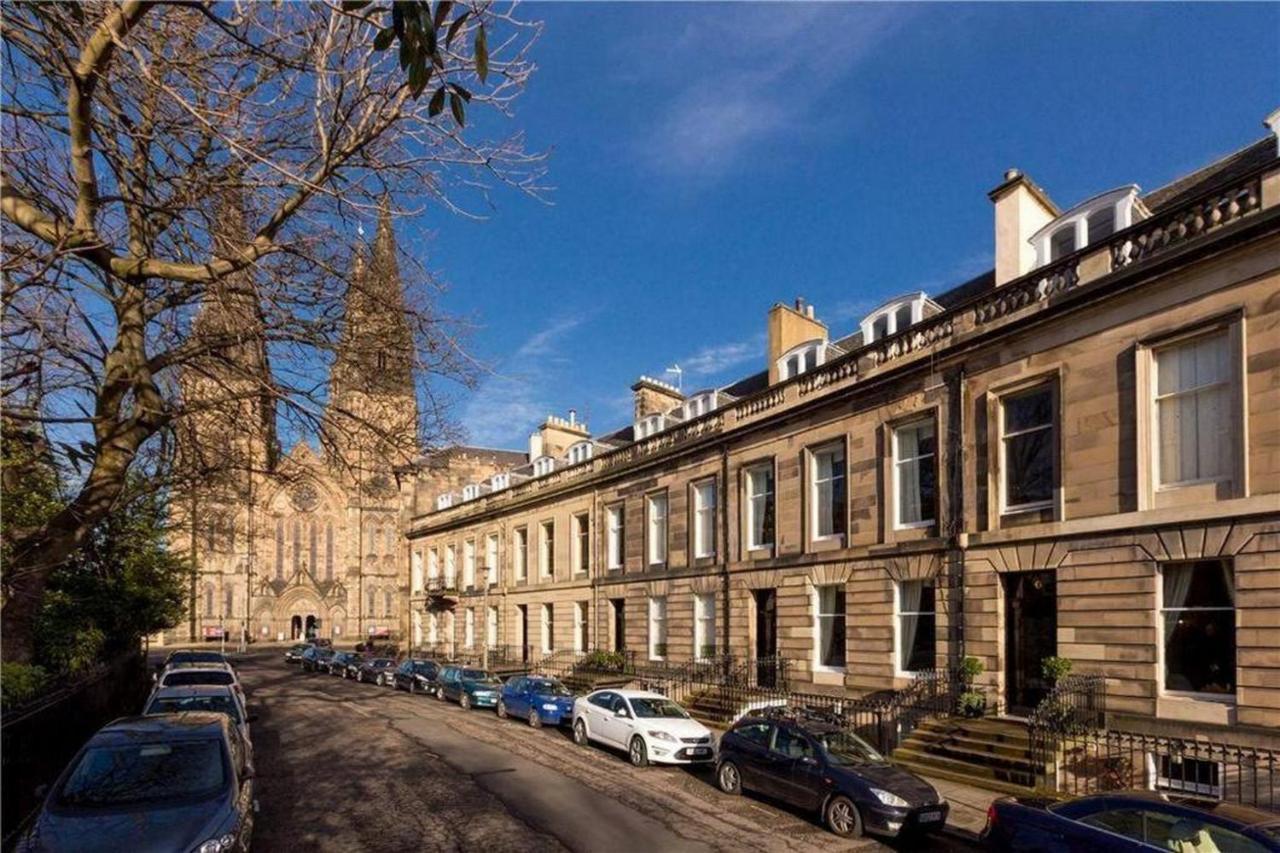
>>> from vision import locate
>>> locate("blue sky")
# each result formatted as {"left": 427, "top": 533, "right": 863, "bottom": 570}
{"left": 410, "top": 2, "right": 1279, "bottom": 450}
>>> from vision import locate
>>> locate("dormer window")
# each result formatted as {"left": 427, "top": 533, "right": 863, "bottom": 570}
{"left": 436, "top": 493, "right": 454, "bottom": 510}
{"left": 635, "top": 414, "right": 665, "bottom": 439}
{"left": 490, "top": 472, "right": 510, "bottom": 491}
{"left": 683, "top": 392, "right": 717, "bottom": 420}
{"left": 861, "top": 293, "right": 941, "bottom": 344}
{"left": 567, "top": 441, "right": 593, "bottom": 465}
{"left": 777, "top": 340, "right": 825, "bottom": 380}
{"left": 1033, "top": 185, "right": 1144, "bottom": 267}
{"left": 532, "top": 455, "right": 556, "bottom": 477}
{"left": 462, "top": 483, "right": 483, "bottom": 501}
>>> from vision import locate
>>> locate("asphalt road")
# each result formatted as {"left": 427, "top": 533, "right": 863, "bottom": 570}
{"left": 236, "top": 649, "right": 978, "bottom": 853}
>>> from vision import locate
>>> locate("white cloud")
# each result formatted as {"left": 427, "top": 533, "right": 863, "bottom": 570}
{"left": 628, "top": 5, "right": 914, "bottom": 182}
{"left": 461, "top": 316, "right": 583, "bottom": 448}
{"left": 679, "top": 333, "right": 765, "bottom": 378}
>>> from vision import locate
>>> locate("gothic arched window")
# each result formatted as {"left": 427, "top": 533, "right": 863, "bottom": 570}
{"left": 204, "top": 583, "right": 215, "bottom": 617}
{"left": 373, "top": 525, "right": 383, "bottom": 556}
{"left": 325, "top": 522, "right": 334, "bottom": 580}
{"left": 309, "top": 522, "right": 317, "bottom": 573}
{"left": 385, "top": 526, "right": 395, "bottom": 555}
{"left": 275, "top": 520, "right": 284, "bottom": 578}
{"left": 367, "top": 587, "right": 376, "bottom": 617}
{"left": 292, "top": 520, "right": 301, "bottom": 573}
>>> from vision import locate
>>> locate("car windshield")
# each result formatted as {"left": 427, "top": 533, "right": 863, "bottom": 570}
{"left": 470, "top": 677, "right": 502, "bottom": 688}
{"left": 58, "top": 740, "right": 226, "bottom": 807}
{"left": 528, "top": 679, "right": 571, "bottom": 697}
{"left": 146, "top": 695, "right": 242, "bottom": 724}
{"left": 412, "top": 663, "right": 434, "bottom": 674}
{"left": 461, "top": 669, "right": 489, "bottom": 681}
{"left": 630, "top": 698, "right": 689, "bottom": 719}
{"left": 816, "top": 731, "right": 885, "bottom": 765}
{"left": 162, "top": 671, "right": 234, "bottom": 687}
{"left": 169, "top": 652, "right": 224, "bottom": 665}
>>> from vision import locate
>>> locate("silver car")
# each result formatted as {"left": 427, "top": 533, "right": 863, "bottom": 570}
{"left": 143, "top": 684, "right": 255, "bottom": 753}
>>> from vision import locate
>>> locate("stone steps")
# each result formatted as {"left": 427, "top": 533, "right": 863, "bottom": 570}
{"left": 891, "top": 718, "right": 1041, "bottom": 794}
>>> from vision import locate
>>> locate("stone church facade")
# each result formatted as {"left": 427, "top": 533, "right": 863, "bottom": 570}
{"left": 167, "top": 204, "right": 519, "bottom": 645}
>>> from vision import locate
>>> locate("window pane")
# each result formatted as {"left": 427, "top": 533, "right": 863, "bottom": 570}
{"left": 1086, "top": 207, "right": 1114, "bottom": 244}
{"left": 899, "top": 580, "right": 936, "bottom": 673}
{"left": 817, "top": 585, "right": 846, "bottom": 668}
{"left": 1050, "top": 226, "right": 1076, "bottom": 261}
{"left": 1163, "top": 609, "right": 1235, "bottom": 695}
{"left": 1004, "top": 388, "right": 1053, "bottom": 434}
{"left": 894, "top": 304, "right": 913, "bottom": 333}
{"left": 896, "top": 422, "right": 936, "bottom": 525}
{"left": 1006, "top": 429, "right": 1053, "bottom": 506}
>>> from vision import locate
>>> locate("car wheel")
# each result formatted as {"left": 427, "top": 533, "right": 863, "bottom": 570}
{"left": 528, "top": 709, "right": 541, "bottom": 729}
{"left": 573, "top": 719, "right": 589, "bottom": 747}
{"left": 824, "top": 795, "right": 863, "bottom": 838}
{"left": 717, "top": 761, "right": 742, "bottom": 795}
{"left": 460, "top": 693, "right": 471, "bottom": 711}
{"left": 496, "top": 699, "right": 508, "bottom": 720}
{"left": 629, "top": 736, "right": 649, "bottom": 768}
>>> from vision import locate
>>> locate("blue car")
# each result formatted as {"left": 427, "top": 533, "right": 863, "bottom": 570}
{"left": 497, "top": 675, "right": 575, "bottom": 728}
{"left": 982, "top": 790, "right": 1280, "bottom": 851}
{"left": 437, "top": 665, "right": 502, "bottom": 710}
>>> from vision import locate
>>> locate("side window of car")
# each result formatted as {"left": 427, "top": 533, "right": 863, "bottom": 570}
{"left": 509, "top": 678, "right": 523, "bottom": 692}
{"left": 613, "top": 696, "right": 631, "bottom": 716}
{"left": 1138, "top": 811, "right": 1269, "bottom": 853}
{"left": 589, "top": 692, "right": 612, "bottom": 709}
{"left": 1079, "top": 808, "right": 1144, "bottom": 842}
{"left": 772, "top": 726, "right": 815, "bottom": 759}
{"left": 733, "top": 721, "right": 773, "bottom": 747}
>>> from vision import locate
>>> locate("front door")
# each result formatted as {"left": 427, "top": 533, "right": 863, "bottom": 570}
{"left": 304, "top": 614, "right": 319, "bottom": 640}
{"left": 754, "top": 589, "right": 778, "bottom": 688}
{"left": 291, "top": 615, "right": 302, "bottom": 640}
{"left": 611, "top": 598, "right": 626, "bottom": 652}
{"left": 1004, "top": 570, "right": 1057, "bottom": 715}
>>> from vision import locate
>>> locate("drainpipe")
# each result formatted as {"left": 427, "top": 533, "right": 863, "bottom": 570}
{"left": 945, "top": 366, "right": 967, "bottom": 676}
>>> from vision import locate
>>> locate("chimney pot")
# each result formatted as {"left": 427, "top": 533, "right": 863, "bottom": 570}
{"left": 794, "top": 297, "right": 806, "bottom": 312}
{"left": 1004, "top": 168, "right": 1021, "bottom": 181}
{"left": 806, "top": 305, "right": 815, "bottom": 319}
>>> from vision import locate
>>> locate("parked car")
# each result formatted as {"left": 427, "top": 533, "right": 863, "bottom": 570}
{"left": 393, "top": 659, "right": 441, "bottom": 694}
{"left": 154, "top": 663, "right": 243, "bottom": 697}
{"left": 497, "top": 675, "right": 575, "bottom": 728}
{"left": 715, "top": 708, "right": 946, "bottom": 839}
{"left": 326, "top": 651, "right": 362, "bottom": 677}
{"left": 982, "top": 790, "right": 1280, "bottom": 852}
{"left": 572, "top": 689, "right": 714, "bottom": 767}
{"left": 16, "top": 712, "right": 254, "bottom": 853}
{"left": 437, "top": 666, "right": 502, "bottom": 710}
{"left": 283, "top": 644, "right": 309, "bottom": 665}
{"left": 161, "top": 649, "right": 231, "bottom": 669}
{"left": 300, "top": 646, "right": 335, "bottom": 673}
{"left": 355, "top": 658, "right": 398, "bottom": 685}
{"left": 143, "top": 684, "right": 254, "bottom": 751}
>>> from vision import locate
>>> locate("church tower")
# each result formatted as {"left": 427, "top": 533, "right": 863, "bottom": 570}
{"left": 325, "top": 200, "right": 420, "bottom": 483}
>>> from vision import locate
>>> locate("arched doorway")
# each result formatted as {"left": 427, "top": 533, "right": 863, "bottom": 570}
{"left": 291, "top": 615, "right": 303, "bottom": 640}
{"left": 305, "top": 614, "right": 319, "bottom": 639}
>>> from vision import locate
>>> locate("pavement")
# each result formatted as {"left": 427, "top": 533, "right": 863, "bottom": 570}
{"left": 230, "top": 648, "right": 985, "bottom": 852}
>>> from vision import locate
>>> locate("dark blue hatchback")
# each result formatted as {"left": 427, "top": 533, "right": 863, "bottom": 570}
{"left": 983, "top": 790, "right": 1280, "bottom": 851}
{"left": 497, "top": 675, "right": 575, "bottom": 727}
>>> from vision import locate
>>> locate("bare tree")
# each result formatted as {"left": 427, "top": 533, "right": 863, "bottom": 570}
{"left": 0, "top": 1, "right": 545, "bottom": 662}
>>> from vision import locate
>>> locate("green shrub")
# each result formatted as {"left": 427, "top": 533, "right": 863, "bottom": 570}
{"left": 958, "top": 690, "right": 986, "bottom": 718}
{"left": 959, "top": 655, "right": 984, "bottom": 686}
{"left": 1041, "top": 656, "right": 1073, "bottom": 685}
{"left": 1, "top": 662, "right": 50, "bottom": 708}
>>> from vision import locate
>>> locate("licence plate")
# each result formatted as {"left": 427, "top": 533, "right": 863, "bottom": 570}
{"left": 918, "top": 810, "right": 942, "bottom": 823}
{"left": 690, "top": 748, "right": 711, "bottom": 757}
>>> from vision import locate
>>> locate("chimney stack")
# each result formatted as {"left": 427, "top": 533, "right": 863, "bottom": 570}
{"left": 767, "top": 299, "right": 827, "bottom": 385}
{"left": 989, "top": 168, "right": 1058, "bottom": 286}
{"left": 631, "top": 376, "right": 684, "bottom": 420}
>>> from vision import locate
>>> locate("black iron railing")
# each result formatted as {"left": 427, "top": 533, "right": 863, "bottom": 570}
{"left": 570, "top": 648, "right": 638, "bottom": 679}
{"left": 1028, "top": 674, "right": 1106, "bottom": 788}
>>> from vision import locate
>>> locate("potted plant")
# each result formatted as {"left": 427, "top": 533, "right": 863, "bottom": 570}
{"left": 957, "top": 656, "right": 986, "bottom": 717}
{"left": 1041, "top": 656, "right": 1073, "bottom": 686}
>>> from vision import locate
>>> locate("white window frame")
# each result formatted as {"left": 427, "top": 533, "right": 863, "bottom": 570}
{"left": 539, "top": 520, "right": 555, "bottom": 579}
{"left": 860, "top": 293, "right": 936, "bottom": 344}
{"left": 1157, "top": 561, "right": 1237, "bottom": 703}
{"left": 572, "top": 512, "right": 590, "bottom": 575}
{"left": 1151, "top": 329, "right": 1235, "bottom": 491}
{"left": 635, "top": 414, "right": 664, "bottom": 439}
{"left": 464, "top": 608, "right": 475, "bottom": 649}
{"left": 487, "top": 605, "right": 498, "bottom": 648}
{"left": 1031, "top": 185, "right": 1140, "bottom": 268}
{"left": 893, "top": 418, "right": 936, "bottom": 529}
{"left": 445, "top": 544, "right": 457, "bottom": 587}
{"left": 490, "top": 472, "right": 510, "bottom": 491}
{"left": 692, "top": 480, "right": 716, "bottom": 559}
{"left": 606, "top": 504, "right": 624, "bottom": 570}
{"left": 647, "top": 492, "right": 668, "bottom": 566}
{"left": 744, "top": 462, "right": 775, "bottom": 550}
{"left": 427, "top": 547, "right": 439, "bottom": 581}
{"left": 694, "top": 593, "right": 716, "bottom": 660}
{"left": 567, "top": 441, "right": 594, "bottom": 465}
{"left": 427, "top": 611, "right": 439, "bottom": 644}
{"left": 813, "top": 583, "right": 847, "bottom": 673}
{"left": 573, "top": 601, "right": 587, "bottom": 653}
{"left": 514, "top": 528, "right": 528, "bottom": 582}
{"left": 462, "top": 483, "right": 483, "bottom": 501}
{"left": 648, "top": 596, "right": 668, "bottom": 661}
{"left": 436, "top": 493, "right": 453, "bottom": 510}
{"left": 684, "top": 392, "right": 717, "bottom": 420}
{"left": 777, "top": 340, "right": 825, "bottom": 380}
{"left": 998, "top": 383, "right": 1057, "bottom": 515}
{"left": 463, "top": 538, "right": 476, "bottom": 589}
{"left": 894, "top": 579, "right": 936, "bottom": 678}
{"left": 809, "top": 442, "right": 846, "bottom": 542}
{"left": 411, "top": 549, "right": 424, "bottom": 593}
{"left": 1148, "top": 752, "right": 1225, "bottom": 799}
{"left": 532, "top": 455, "right": 556, "bottom": 477}
{"left": 540, "top": 603, "right": 554, "bottom": 653}
{"left": 485, "top": 534, "right": 499, "bottom": 582}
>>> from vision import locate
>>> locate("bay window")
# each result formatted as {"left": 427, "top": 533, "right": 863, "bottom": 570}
{"left": 693, "top": 480, "right": 716, "bottom": 559}
{"left": 894, "top": 419, "right": 937, "bottom": 528}
{"left": 814, "top": 584, "right": 847, "bottom": 670}
{"left": 810, "top": 444, "right": 847, "bottom": 541}
{"left": 745, "top": 463, "right": 775, "bottom": 550}
{"left": 1161, "top": 560, "right": 1235, "bottom": 697}
{"left": 1001, "top": 385, "right": 1055, "bottom": 511}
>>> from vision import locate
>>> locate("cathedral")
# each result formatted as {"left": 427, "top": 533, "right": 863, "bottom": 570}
{"left": 168, "top": 201, "right": 515, "bottom": 646}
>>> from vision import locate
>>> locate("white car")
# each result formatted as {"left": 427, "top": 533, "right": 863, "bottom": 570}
{"left": 154, "top": 661, "right": 246, "bottom": 705}
{"left": 572, "top": 689, "right": 715, "bottom": 767}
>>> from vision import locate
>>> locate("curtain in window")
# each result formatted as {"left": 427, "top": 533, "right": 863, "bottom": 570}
{"left": 898, "top": 428, "right": 923, "bottom": 524}
{"left": 1157, "top": 334, "right": 1230, "bottom": 485}
{"left": 899, "top": 580, "right": 922, "bottom": 669}
{"left": 818, "top": 586, "right": 846, "bottom": 667}
{"left": 1162, "top": 563, "right": 1195, "bottom": 644}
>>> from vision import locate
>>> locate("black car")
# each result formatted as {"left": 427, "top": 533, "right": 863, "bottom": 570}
{"left": 715, "top": 709, "right": 947, "bottom": 839}
{"left": 327, "top": 651, "right": 361, "bottom": 677}
{"left": 17, "top": 712, "right": 254, "bottom": 853}
{"left": 283, "top": 644, "right": 309, "bottom": 665}
{"left": 355, "top": 658, "right": 399, "bottom": 685}
{"left": 393, "top": 659, "right": 441, "bottom": 695}
{"left": 982, "top": 790, "right": 1280, "bottom": 851}
{"left": 299, "top": 646, "right": 335, "bottom": 673}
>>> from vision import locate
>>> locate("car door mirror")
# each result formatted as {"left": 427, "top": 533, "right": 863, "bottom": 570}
{"left": 798, "top": 755, "right": 818, "bottom": 766}
{"left": 614, "top": 707, "right": 629, "bottom": 718}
